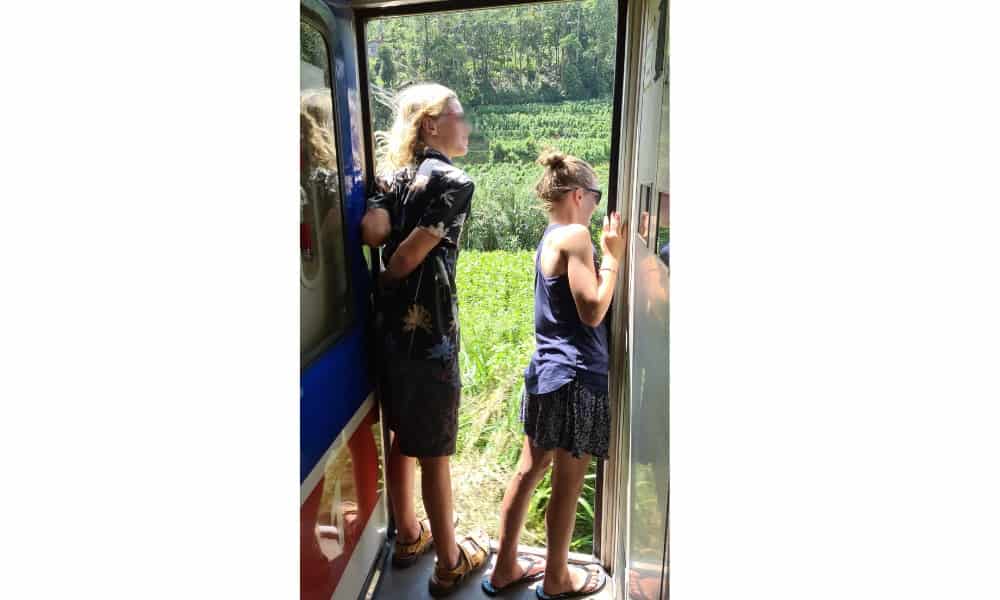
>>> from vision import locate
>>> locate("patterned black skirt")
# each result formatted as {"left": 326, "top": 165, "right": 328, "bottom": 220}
{"left": 520, "top": 378, "right": 610, "bottom": 459}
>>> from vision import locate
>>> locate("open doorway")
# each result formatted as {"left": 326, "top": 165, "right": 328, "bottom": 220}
{"left": 362, "top": 0, "right": 619, "bottom": 556}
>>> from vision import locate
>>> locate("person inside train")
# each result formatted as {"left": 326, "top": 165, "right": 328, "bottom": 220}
{"left": 360, "top": 82, "right": 491, "bottom": 597}
{"left": 483, "top": 149, "right": 625, "bottom": 599}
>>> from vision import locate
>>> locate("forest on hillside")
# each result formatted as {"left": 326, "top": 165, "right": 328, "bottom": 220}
{"left": 365, "top": 0, "right": 617, "bottom": 123}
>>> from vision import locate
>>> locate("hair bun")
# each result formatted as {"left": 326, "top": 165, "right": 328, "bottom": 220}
{"left": 536, "top": 148, "right": 567, "bottom": 169}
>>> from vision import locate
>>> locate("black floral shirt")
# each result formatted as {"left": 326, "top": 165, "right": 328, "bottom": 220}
{"left": 370, "top": 149, "right": 474, "bottom": 386}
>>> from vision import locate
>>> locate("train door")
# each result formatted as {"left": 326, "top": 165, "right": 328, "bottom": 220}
{"left": 604, "top": 0, "right": 668, "bottom": 597}
{"left": 628, "top": 0, "right": 669, "bottom": 596}
{"left": 300, "top": 1, "right": 389, "bottom": 599}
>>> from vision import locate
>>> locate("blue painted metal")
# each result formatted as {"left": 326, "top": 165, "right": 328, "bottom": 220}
{"left": 300, "top": 323, "right": 369, "bottom": 482}
{"left": 328, "top": 1, "right": 371, "bottom": 324}
{"left": 300, "top": 0, "right": 373, "bottom": 483}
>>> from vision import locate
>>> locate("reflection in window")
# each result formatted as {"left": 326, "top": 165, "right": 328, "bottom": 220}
{"left": 638, "top": 184, "right": 652, "bottom": 247}
{"left": 301, "top": 21, "right": 350, "bottom": 360}
{"left": 303, "top": 401, "right": 387, "bottom": 599}
{"left": 656, "top": 191, "right": 669, "bottom": 268}
{"left": 315, "top": 404, "right": 383, "bottom": 563}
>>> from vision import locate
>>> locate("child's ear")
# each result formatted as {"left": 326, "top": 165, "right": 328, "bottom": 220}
{"left": 420, "top": 116, "right": 437, "bottom": 137}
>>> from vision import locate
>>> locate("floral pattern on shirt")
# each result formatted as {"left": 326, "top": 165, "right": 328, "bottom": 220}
{"left": 372, "top": 149, "right": 474, "bottom": 386}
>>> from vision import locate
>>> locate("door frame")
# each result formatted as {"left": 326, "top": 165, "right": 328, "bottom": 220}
{"left": 340, "top": 0, "right": 640, "bottom": 576}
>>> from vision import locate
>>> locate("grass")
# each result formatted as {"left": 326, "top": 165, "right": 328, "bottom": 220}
{"left": 408, "top": 250, "right": 598, "bottom": 552}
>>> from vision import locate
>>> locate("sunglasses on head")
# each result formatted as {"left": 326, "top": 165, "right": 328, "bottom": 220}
{"left": 584, "top": 187, "right": 602, "bottom": 204}
{"left": 553, "top": 186, "right": 603, "bottom": 204}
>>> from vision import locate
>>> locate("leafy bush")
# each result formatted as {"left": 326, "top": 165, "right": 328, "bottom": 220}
{"left": 455, "top": 250, "right": 598, "bottom": 552}
{"left": 460, "top": 162, "right": 609, "bottom": 252}
{"left": 461, "top": 98, "right": 614, "bottom": 167}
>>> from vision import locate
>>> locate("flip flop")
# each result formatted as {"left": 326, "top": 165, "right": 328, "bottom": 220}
{"left": 536, "top": 564, "right": 607, "bottom": 600}
{"left": 481, "top": 554, "right": 547, "bottom": 596}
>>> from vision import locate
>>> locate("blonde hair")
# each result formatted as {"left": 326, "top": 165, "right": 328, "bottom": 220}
{"left": 375, "top": 83, "right": 457, "bottom": 176}
{"left": 534, "top": 148, "right": 597, "bottom": 212}
{"left": 300, "top": 90, "right": 337, "bottom": 171}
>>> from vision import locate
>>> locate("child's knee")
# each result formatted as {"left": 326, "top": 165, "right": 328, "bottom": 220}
{"left": 520, "top": 454, "right": 553, "bottom": 480}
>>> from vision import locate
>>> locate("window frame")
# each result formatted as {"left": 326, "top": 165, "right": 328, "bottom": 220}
{"left": 300, "top": 11, "right": 357, "bottom": 369}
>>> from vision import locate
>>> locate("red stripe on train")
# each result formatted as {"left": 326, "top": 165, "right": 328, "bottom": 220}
{"left": 301, "top": 406, "right": 380, "bottom": 599}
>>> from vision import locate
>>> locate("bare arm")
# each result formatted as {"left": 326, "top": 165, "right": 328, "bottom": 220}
{"left": 381, "top": 226, "right": 441, "bottom": 284}
{"left": 566, "top": 214, "right": 625, "bottom": 327}
{"left": 360, "top": 174, "right": 396, "bottom": 247}
{"left": 566, "top": 230, "right": 617, "bottom": 327}
{"left": 360, "top": 208, "right": 390, "bottom": 247}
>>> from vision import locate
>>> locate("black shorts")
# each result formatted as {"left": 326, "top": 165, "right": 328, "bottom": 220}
{"left": 380, "top": 361, "right": 461, "bottom": 458}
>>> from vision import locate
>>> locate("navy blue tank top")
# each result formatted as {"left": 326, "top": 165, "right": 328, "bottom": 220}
{"left": 524, "top": 223, "right": 609, "bottom": 395}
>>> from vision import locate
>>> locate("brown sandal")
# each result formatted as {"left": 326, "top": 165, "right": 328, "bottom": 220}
{"left": 392, "top": 518, "right": 433, "bottom": 568}
{"left": 428, "top": 529, "right": 491, "bottom": 597}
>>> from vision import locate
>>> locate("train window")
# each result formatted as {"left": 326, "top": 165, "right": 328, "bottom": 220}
{"left": 654, "top": 0, "right": 667, "bottom": 81}
{"left": 638, "top": 184, "right": 652, "bottom": 246}
{"left": 648, "top": 188, "right": 660, "bottom": 247}
{"left": 301, "top": 20, "right": 351, "bottom": 360}
{"left": 655, "top": 190, "right": 669, "bottom": 267}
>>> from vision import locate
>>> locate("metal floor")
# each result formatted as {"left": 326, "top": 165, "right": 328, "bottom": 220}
{"left": 372, "top": 546, "right": 614, "bottom": 600}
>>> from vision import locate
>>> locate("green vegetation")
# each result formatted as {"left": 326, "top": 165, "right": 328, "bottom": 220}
{"left": 455, "top": 99, "right": 612, "bottom": 252}
{"left": 369, "top": 1, "right": 615, "bottom": 554}
{"left": 451, "top": 250, "right": 598, "bottom": 552}
{"left": 367, "top": 0, "right": 617, "bottom": 119}
{"left": 459, "top": 160, "right": 607, "bottom": 253}
{"left": 463, "top": 100, "right": 614, "bottom": 166}
{"left": 460, "top": 100, "right": 614, "bottom": 165}
{"left": 367, "top": 0, "right": 617, "bottom": 252}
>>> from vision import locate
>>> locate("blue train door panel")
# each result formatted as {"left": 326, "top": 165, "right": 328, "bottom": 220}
{"left": 300, "top": 1, "right": 387, "bottom": 598}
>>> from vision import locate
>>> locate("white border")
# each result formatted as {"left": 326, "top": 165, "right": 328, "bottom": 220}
{"left": 330, "top": 495, "right": 388, "bottom": 600}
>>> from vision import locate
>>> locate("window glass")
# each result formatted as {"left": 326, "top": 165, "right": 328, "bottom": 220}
{"left": 301, "top": 20, "right": 351, "bottom": 360}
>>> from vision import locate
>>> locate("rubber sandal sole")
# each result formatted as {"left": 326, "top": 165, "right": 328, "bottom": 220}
{"left": 482, "top": 570, "right": 545, "bottom": 596}
{"left": 535, "top": 566, "right": 607, "bottom": 600}
{"left": 481, "top": 555, "right": 547, "bottom": 596}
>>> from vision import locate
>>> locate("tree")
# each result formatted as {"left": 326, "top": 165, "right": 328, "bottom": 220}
{"left": 365, "top": 0, "right": 618, "bottom": 105}
{"left": 376, "top": 45, "right": 396, "bottom": 89}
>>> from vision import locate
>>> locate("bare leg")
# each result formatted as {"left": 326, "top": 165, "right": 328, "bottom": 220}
{"left": 542, "top": 448, "right": 592, "bottom": 596}
{"left": 387, "top": 434, "right": 420, "bottom": 542}
{"left": 419, "top": 455, "right": 460, "bottom": 568}
{"left": 490, "top": 436, "right": 553, "bottom": 587}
